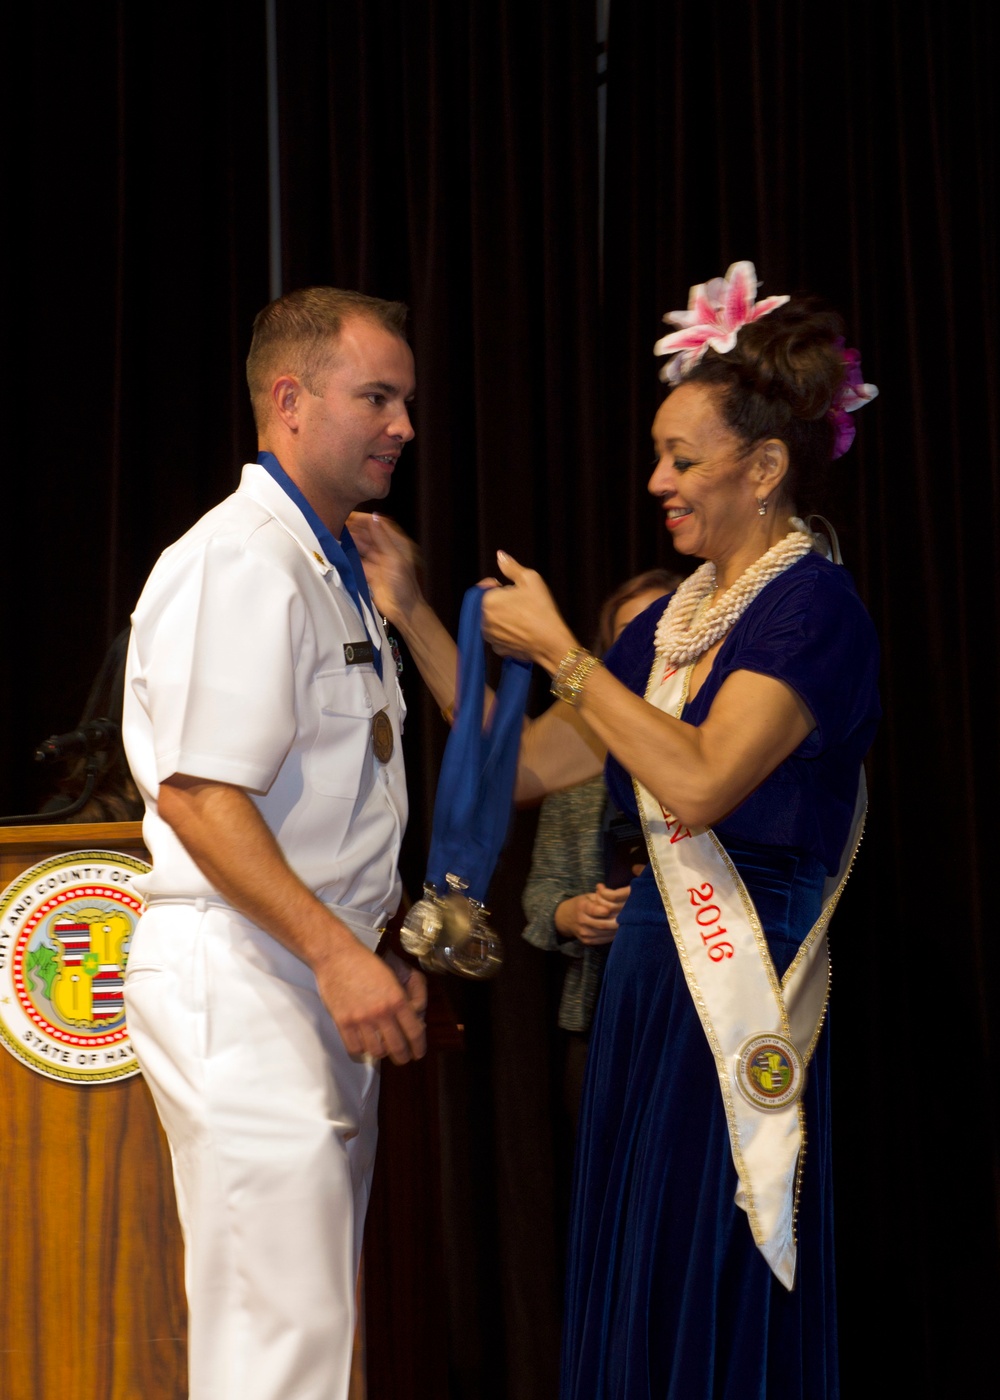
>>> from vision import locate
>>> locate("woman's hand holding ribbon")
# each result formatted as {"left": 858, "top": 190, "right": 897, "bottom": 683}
{"left": 481, "top": 551, "right": 578, "bottom": 673}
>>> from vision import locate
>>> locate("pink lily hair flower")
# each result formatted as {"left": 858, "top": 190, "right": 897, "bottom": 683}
{"left": 654, "top": 260, "right": 790, "bottom": 385}
{"left": 829, "top": 339, "right": 878, "bottom": 459}
{"left": 654, "top": 260, "right": 878, "bottom": 459}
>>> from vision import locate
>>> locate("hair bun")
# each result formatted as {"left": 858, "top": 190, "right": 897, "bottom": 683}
{"left": 729, "top": 300, "right": 846, "bottom": 423}
{"left": 681, "top": 296, "right": 859, "bottom": 509}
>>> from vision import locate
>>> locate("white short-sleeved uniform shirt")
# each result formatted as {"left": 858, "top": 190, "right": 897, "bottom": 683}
{"left": 123, "top": 464, "right": 407, "bottom": 926}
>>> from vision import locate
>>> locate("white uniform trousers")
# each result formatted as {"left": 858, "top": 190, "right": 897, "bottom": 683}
{"left": 124, "top": 902, "right": 379, "bottom": 1400}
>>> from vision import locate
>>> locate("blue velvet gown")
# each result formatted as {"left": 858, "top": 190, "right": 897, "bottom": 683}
{"left": 561, "top": 555, "right": 880, "bottom": 1400}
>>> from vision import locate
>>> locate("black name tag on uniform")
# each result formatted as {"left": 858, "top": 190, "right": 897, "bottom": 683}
{"left": 344, "top": 641, "right": 375, "bottom": 666}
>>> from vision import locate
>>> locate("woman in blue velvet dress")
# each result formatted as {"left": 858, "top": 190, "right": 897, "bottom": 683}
{"left": 478, "top": 273, "right": 879, "bottom": 1399}
{"left": 555, "top": 550, "right": 877, "bottom": 1400}
{"left": 355, "top": 265, "right": 879, "bottom": 1400}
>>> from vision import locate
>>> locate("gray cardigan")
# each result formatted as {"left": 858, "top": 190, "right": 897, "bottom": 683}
{"left": 521, "top": 777, "right": 611, "bottom": 1033}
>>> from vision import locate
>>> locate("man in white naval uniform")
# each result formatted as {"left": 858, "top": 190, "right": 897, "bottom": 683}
{"left": 122, "top": 288, "right": 427, "bottom": 1400}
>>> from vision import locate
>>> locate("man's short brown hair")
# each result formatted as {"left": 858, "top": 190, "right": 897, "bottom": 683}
{"left": 246, "top": 286, "right": 409, "bottom": 429}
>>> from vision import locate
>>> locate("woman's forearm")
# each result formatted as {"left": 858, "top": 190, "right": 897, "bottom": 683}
{"left": 480, "top": 555, "right": 813, "bottom": 827}
{"left": 568, "top": 663, "right": 813, "bottom": 828}
{"left": 393, "top": 594, "right": 462, "bottom": 716}
{"left": 354, "top": 515, "right": 605, "bottom": 798}
{"left": 393, "top": 591, "right": 605, "bottom": 802}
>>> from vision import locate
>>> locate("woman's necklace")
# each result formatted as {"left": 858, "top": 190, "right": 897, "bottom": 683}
{"left": 654, "top": 522, "right": 816, "bottom": 666}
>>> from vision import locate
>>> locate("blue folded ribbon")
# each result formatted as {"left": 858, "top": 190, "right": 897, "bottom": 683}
{"left": 424, "top": 587, "right": 532, "bottom": 903}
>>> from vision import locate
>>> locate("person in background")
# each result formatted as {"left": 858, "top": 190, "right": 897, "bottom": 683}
{"left": 521, "top": 570, "right": 679, "bottom": 1128}
{"left": 43, "top": 627, "right": 144, "bottom": 823}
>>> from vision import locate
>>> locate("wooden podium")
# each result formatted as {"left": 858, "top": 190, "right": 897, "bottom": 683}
{"left": 0, "top": 823, "right": 187, "bottom": 1400}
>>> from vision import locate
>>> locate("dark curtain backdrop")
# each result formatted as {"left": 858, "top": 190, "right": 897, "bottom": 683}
{"left": 2, "top": 1, "right": 269, "bottom": 818}
{"left": 3, "top": 3, "right": 998, "bottom": 1399}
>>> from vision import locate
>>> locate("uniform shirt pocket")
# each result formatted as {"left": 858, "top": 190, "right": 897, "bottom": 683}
{"left": 309, "top": 669, "right": 374, "bottom": 798}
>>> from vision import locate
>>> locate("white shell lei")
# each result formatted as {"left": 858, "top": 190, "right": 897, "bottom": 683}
{"left": 654, "top": 522, "right": 817, "bottom": 665}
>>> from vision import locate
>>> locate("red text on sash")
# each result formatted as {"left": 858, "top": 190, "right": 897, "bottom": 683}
{"left": 659, "top": 805, "right": 694, "bottom": 844}
{"left": 687, "top": 881, "right": 734, "bottom": 962}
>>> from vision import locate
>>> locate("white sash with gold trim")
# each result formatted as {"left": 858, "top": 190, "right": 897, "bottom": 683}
{"left": 634, "top": 654, "right": 865, "bottom": 1289}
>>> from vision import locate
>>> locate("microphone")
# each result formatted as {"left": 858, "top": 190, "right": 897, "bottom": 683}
{"left": 34, "top": 718, "right": 120, "bottom": 764}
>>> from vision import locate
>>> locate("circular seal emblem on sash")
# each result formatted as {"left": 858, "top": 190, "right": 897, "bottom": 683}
{"left": 735, "top": 1033, "right": 806, "bottom": 1111}
{"left": 0, "top": 850, "right": 150, "bottom": 1085}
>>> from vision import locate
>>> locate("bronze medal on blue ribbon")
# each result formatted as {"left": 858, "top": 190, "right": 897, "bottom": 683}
{"left": 400, "top": 587, "right": 531, "bottom": 979}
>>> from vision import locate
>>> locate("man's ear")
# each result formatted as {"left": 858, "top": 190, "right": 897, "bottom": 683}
{"left": 270, "top": 374, "right": 304, "bottom": 431}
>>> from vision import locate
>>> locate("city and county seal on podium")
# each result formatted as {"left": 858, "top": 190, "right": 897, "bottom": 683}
{"left": 0, "top": 850, "right": 150, "bottom": 1084}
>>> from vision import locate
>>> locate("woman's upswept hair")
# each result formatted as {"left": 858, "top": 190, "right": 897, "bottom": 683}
{"left": 681, "top": 299, "right": 847, "bottom": 511}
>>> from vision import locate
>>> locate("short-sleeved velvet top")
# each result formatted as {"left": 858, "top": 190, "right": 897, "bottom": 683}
{"left": 603, "top": 553, "right": 880, "bottom": 875}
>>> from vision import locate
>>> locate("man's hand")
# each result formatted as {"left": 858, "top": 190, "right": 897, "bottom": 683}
{"left": 554, "top": 881, "right": 631, "bottom": 946}
{"left": 157, "top": 775, "right": 428, "bottom": 1064}
{"left": 313, "top": 941, "right": 427, "bottom": 1064}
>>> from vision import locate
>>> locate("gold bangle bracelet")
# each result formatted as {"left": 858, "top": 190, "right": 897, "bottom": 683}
{"left": 552, "top": 645, "right": 587, "bottom": 691}
{"left": 550, "top": 648, "right": 604, "bottom": 706}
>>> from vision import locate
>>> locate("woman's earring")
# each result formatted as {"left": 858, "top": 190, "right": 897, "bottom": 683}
{"left": 756, "top": 496, "right": 768, "bottom": 517}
